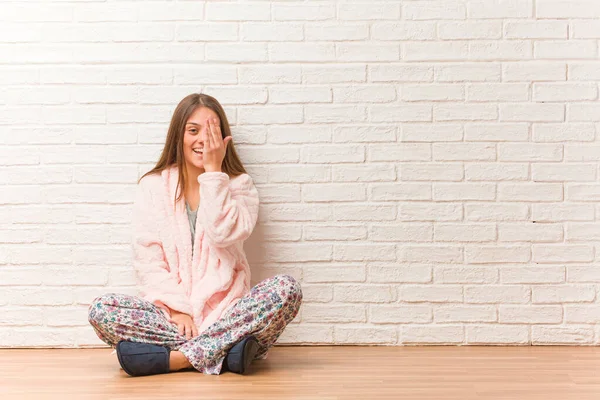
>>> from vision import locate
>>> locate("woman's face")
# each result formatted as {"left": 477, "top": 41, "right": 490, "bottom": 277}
{"left": 183, "top": 106, "right": 221, "bottom": 173}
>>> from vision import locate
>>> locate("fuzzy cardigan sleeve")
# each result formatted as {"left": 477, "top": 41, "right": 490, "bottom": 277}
{"left": 197, "top": 172, "right": 259, "bottom": 248}
{"left": 132, "top": 177, "right": 192, "bottom": 317}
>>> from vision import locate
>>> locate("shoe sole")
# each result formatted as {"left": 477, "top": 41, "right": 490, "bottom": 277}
{"left": 239, "top": 336, "right": 260, "bottom": 375}
{"left": 116, "top": 341, "right": 135, "bottom": 376}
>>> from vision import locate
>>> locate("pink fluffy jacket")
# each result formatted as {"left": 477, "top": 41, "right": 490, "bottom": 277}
{"left": 131, "top": 164, "right": 259, "bottom": 335}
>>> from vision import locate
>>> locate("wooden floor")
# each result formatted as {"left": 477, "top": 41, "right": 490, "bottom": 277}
{"left": 1, "top": 346, "right": 599, "bottom": 400}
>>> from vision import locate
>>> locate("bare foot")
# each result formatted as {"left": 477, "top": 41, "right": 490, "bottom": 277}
{"left": 170, "top": 351, "right": 193, "bottom": 372}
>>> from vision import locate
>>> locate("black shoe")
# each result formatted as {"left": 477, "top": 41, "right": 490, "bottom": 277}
{"left": 224, "top": 335, "right": 260, "bottom": 375}
{"left": 116, "top": 340, "right": 171, "bottom": 377}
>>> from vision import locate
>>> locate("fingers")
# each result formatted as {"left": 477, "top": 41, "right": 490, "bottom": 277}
{"left": 192, "top": 323, "right": 198, "bottom": 338}
{"left": 206, "top": 118, "right": 215, "bottom": 148}
{"left": 177, "top": 322, "right": 185, "bottom": 337}
{"left": 186, "top": 322, "right": 193, "bottom": 340}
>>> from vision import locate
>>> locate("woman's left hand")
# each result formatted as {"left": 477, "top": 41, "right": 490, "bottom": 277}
{"left": 202, "top": 117, "right": 233, "bottom": 172}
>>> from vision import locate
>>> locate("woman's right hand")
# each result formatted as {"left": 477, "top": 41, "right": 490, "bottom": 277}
{"left": 169, "top": 311, "right": 199, "bottom": 340}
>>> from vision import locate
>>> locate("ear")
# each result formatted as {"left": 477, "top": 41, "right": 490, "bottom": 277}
{"left": 224, "top": 136, "right": 233, "bottom": 148}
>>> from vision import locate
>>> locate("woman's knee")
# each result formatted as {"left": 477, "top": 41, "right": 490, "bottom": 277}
{"left": 274, "top": 274, "right": 303, "bottom": 303}
{"left": 88, "top": 293, "right": 119, "bottom": 325}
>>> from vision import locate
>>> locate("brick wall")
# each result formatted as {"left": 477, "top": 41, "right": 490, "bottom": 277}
{"left": 1, "top": 0, "right": 599, "bottom": 347}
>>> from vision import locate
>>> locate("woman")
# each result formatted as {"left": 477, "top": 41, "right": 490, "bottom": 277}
{"left": 87, "top": 93, "right": 303, "bottom": 377}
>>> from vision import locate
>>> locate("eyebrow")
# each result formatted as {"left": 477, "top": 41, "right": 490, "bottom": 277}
{"left": 186, "top": 122, "right": 202, "bottom": 126}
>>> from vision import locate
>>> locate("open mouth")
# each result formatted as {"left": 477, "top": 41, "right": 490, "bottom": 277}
{"left": 193, "top": 148, "right": 203, "bottom": 156}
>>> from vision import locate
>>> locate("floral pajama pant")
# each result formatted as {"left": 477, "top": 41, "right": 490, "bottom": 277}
{"left": 87, "top": 274, "right": 302, "bottom": 375}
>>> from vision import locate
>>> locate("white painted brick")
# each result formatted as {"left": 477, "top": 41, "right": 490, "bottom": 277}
{"left": 270, "top": 86, "right": 331, "bottom": 104}
{"left": 369, "top": 265, "right": 432, "bottom": 283}
{"left": 401, "top": 124, "right": 463, "bottom": 142}
{"left": 404, "top": 1, "right": 466, "bottom": 20}
{"left": 504, "top": 21, "right": 567, "bottom": 39}
{"left": 498, "top": 223, "right": 563, "bottom": 242}
{"left": 372, "top": 22, "right": 436, "bottom": 40}
{"left": 537, "top": 0, "right": 600, "bottom": 18}
{"left": 400, "top": 163, "right": 463, "bottom": 181}
{"left": 333, "top": 164, "right": 395, "bottom": 182}
{"left": 499, "top": 305, "right": 562, "bottom": 323}
{"left": 370, "top": 64, "right": 433, "bottom": 82}
{"left": 466, "top": 83, "right": 529, "bottom": 102}
{"left": 465, "top": 204, "right": 529, "bottom": 221}
{"left": 534, "top": 41, "right": 597, "bottom": 59}
{"left": 435, "top": 63, "right": 501, "bottom": 82}
{"left": 465, "top": 285, "right": 530, "bottom": 303}
{"left": 333, "top": 125, "right": 396, "bottom": 143}
{"left": 338, "top": 3, "right": 400, "bottom": 20}
{"left": 433, "top": 143, "right": 495, "bottom": 161}
{"left": 336, "top": 43, "right": 400, "bottom": 62}
{"left": 433, "top": 183, "right": 496, "bottom": 201}
{"left": 566, "top": 184, "right": 600, "bottom": 201}
{"left": 500, "top": 104, "right": 564, "bottom": 122}
{"left": 369, "top": 223, "right": 433, "bottom": 242}
{"left": 467, "top": 324, "right": 529, "bottom": 344}
{"left": 532, "top": 326, "right": 594, "bottom": 344}
{"left": 269, "top": 43, "right": 335, "bottom": 62}
{"left": 305, "top": 105, "right": 367, "bottom": 123}
{"left": 498, "top": 183, "right": 562, "bottom": 202}
{"left": 399, "top": 202, "right": 463, "bottom": 222}
{"left": 465, "top": 123, "right": 528, "bottom": 142}
{"left": 567, "top": 104, "right": 600, "bottom": 122}
{"left": 304, "top": 265, "right": 365, "bottom": 283}
{"left": 503, "top": 62, "right": 566, "bottom": 81}
{"left": 565, "top": 306, "right": 600, "bottom": 323}
{"left": 465, "top": 246, "right": 530, "bottom": 263}
{"left": 333, "top": 204, "right": 396, "bottom": 222}
{"left": 567, "top": 266, "right": 600, "bottom": 283}
{"left": 398, "top": 245, "right": 463, "bottom": 263}
{"left": 277, "top": 325, "right": 333, "bottom": 344}
{"left": 362, "top": 181, "right": 420, "bottom": 201}
{"left": 334, "top": 85, "right": 395, "bottom": 103}
{"left": 469, "top": 41, "right": 532, "bottom": 60}
{"left": 533, "top": 83, "right": 597, "bottom": 102}
{"left": 401, "top": 84, "right": 464, "bottom": 101}
{"left": 290, "top": 303, "right": 366, "bottom": 323}
{"left": 532, "top": 204, "right": 594, "bottom": 222}
{"left": 570, "top": 20, "right": 600, "bottom": 39}
{"left": 500, "top": 267, "right": 565, "bottom": 284}
{"left": 532, "top": 285, "right": 596, "bottom": 303}
{"left": 402, "top": 325, "right": 464, "bottom": 344}
{"left": 333, "top": 244, "right": 396, "bottom": 261}
{"left": 533, "top": 123, "right": 596, "bottom": 142}
{"left": 304, "top": 225, "right": 366, "bottom": 241}
{"left": 370, "top": 104, "right": 432, "bottom": 122}
{"left": 242, "top": 23, "right": 303, "bottom": 42}
{"left": 404, "top": 41, "right": 469, "bottom": 61}
{"left": 434, "top": 104, "right": 498, "bottom": 121}
{"left": 434, "top": 224, "right": 496, "bottom": 242}
{"left": 335, "top": 326, "right": 397, "bottom": 344}
{"left": 300, "top": 284, "right": 333, "bottom": 303}
{"left": 568, "top": 62, "right": 600, "bottom": 81}
{"left": 532, "top": 245, "right": 594, "bottom": 263}
{"left": 370, "top": 305, "right": 432, "bottom": 323}
{"left": 303, "top": 145, "right": 363, "bottom": 163}
{"left": 465, "top": 163, "right": 528, "bottom": 181}
{"left": 434, "top": 305, "right": 496, "bottom": 323}
{"left": 532, "top": 164, "right": 596, "bottom": 182}
{"left": 438, "top": 21, "right": 502, "bottom": 39}
{"left": 468, "top": 0, "right": 532, "bottom": 18}
{"left": 400, "top": 285, "right": 463, "bottom": 303}
{"left": 369, "top": 143, "right": 430, "bottom": 162}
{"left": 435, "top": 266, "right": 498, "bottom": 284}
{"left": 498, "top": 144, "right": 562, "bottom": 161}
{"left": 334, "top": 284, "right": 394, "bottom": 303}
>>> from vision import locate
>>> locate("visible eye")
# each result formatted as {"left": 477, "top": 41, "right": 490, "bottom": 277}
{"left": 189, "top": 129, "right": 197, "bottom": 133}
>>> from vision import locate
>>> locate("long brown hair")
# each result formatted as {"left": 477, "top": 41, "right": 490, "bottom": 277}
{"left": 138, "top": 93, "right": 248, "bottom": 210}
